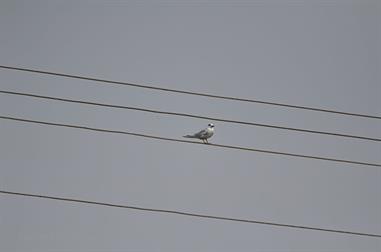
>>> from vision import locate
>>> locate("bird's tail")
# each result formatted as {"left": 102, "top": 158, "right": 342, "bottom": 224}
{"left": 183, "top": 135, "right": 196, "bottom": 138}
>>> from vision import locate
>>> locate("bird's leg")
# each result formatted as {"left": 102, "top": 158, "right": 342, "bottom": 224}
{"left": 202, "top": 139, "right": 205, "bottom": 144}
{"left": 205, "top": 139, "right": 208, "bottom": 144}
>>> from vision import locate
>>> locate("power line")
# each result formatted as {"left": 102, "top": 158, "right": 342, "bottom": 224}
{"left": 1, "top": 65, "right": 380, "bottom": 120}
{"left": 1, "top": 90, "right": 380, "bottom": 143}
{"left": 1, "top": 115, "right": 380, "bottom": 168}
{"left": 0, "top": 190, "right": 379, "bottom": 238}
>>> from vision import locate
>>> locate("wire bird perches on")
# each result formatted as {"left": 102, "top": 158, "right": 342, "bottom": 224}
{"left": 1, "top": 115, "right": 380, "bottom": 168}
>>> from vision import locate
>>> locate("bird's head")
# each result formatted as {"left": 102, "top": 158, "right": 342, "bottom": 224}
{"left": 208, "top": 123, "right": 214, "bottom": 128}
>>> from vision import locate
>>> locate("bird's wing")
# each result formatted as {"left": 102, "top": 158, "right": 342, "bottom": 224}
{"left": 194, "top": 129, "right": 208, "bottom": 138}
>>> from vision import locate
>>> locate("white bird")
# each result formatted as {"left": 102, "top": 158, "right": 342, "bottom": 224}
{"left": 183, "top": 123, "right": 215, "bottom": 144}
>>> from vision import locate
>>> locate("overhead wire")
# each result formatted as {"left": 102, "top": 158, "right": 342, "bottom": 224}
{"left": 1, "top": 115, "right": 380, "bottom": 168}
{"left": 0, "top": 190, "right": 380, "bottom": 238}
{"left": 0, "top": 90, "right": 380, "bottom": 142}
{"left": 1, "top": 65, "right": 380, "bottom": 120}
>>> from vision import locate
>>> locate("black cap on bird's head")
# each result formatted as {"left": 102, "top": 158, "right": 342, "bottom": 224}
{"left": 208, "top": 123, "right": 214, "bottom": 128}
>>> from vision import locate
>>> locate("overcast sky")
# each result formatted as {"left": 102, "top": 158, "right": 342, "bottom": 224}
{"left": 0, "top": 0, "right": 380, "bottom": 251}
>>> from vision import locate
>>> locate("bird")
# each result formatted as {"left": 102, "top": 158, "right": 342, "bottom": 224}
{"left": 183, "top": 123, "right": 215, "bottom": 144}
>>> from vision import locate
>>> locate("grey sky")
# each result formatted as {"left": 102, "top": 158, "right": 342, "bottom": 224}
{"left": 0, "top": 0, "right": 380, "bottom": 251}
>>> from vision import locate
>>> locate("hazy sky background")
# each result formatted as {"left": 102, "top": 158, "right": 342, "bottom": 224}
{"left": 0, "top": 0, "right": 380, "bottom": 251}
